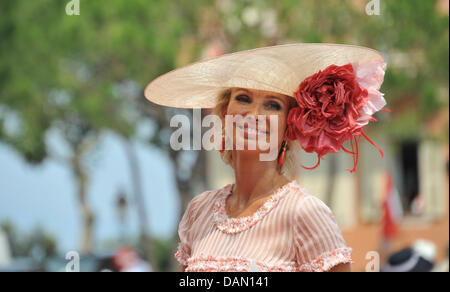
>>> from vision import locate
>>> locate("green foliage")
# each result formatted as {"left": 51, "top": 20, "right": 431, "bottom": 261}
{"left": 1, "top": 221, "right": 58, "bottom": 259}
{"left": 150, "top": 237, "right": 176, "bottom": 272}
{"left": 0, "top": 0, "right": 205, "bottom": 161}
{"left": 419, "top": 79, "right": 444, "bottom": 118}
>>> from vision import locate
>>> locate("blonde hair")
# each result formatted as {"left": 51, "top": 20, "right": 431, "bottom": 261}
{"left": 212, "top": 88, "right": 301, "bottom": 180}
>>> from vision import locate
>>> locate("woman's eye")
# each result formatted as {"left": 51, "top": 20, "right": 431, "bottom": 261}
{"left": 236, "top": 95, "right": 251, "bottom": 103}
{"left": 266, "top": 101, "right": 281, "bottom": 111}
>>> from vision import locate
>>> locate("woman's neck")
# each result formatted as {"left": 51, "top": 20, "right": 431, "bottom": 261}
{"left": 230, "top": 150, "right": 290, "bottom": 209}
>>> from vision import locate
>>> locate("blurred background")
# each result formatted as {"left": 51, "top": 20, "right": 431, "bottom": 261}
{"left": 0, "top": 0, "right": 448, "bottom": 272}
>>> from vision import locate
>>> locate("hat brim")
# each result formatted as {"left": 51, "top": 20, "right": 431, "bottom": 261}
{"left": 144, "top": 43, "right": 384, "bottom": 109}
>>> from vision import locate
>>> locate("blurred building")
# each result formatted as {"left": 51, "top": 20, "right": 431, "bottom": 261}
{"left": 205, "top": 126, "right": 449, "bottom": 271}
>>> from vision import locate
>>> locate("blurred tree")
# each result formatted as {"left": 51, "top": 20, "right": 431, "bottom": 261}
{"left": 0, "top": 221, "right": 57, "bottom": 263}
{"left": 0, "top": 0, "right": 133, "bottom": 255}
{"left": 0, "top": 0, "right": 213, "bottom": 269}
{"left": 151, "top": 237, "right": 174, "bottom": 272}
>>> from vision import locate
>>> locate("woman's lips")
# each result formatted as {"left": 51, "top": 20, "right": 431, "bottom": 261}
{"left": 236, "top": 124, "right": 268, "bottom": 139}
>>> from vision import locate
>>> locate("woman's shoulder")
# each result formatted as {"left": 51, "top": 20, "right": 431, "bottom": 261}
{"left": 288, "top": 184, "right": 336, "bottom": 221}
{"left": 193, "top": 183, "right": 232, "bottom": 201}
{"left": 185, "top": 183, "right": 233, "bottom": 214}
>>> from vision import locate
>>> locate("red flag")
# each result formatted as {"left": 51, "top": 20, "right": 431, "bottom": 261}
{"left": 382, "top": 172, "right": 403, "bottom": 239}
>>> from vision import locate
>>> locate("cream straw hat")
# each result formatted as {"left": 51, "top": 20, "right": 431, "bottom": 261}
{"left": 145, "top": 43, "right": 383, "bottom": 108}
{"left": 144, "top": 43, "right": 389, "bottom": 173}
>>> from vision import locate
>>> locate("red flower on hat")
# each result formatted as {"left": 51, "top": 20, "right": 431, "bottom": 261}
{"left": 287, "top": 62, "right": 388, "bottom": 173}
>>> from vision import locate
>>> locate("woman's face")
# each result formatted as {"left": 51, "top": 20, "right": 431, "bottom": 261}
{"left": 223, "top": 87, "right": 294, "bottom": 154}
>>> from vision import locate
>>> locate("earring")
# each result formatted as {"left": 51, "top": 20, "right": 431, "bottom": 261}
{"left": 278, "top": 141, "right": 287, "bottom": 167}
{"left": 219, "top": 132, "right": 225, "bottom": 153}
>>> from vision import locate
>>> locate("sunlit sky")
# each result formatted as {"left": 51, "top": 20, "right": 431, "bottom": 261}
{"left": 0, "top": 130, "right": 179, "bottom": 254}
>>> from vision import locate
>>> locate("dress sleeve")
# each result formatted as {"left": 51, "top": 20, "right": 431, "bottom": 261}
{"left": 293, "top": 195, "right": 353, "bottom": 272}
{"left": 174, "top": 193, "right": 204, "bottom": 266}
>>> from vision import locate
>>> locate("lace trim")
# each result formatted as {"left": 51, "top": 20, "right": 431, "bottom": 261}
{"left": 184, "top": 255, "right": 299, "bottom": 272}
{"left": 299, "top": 247, "right": 353, "bottom": 272}
{"left": 174, "top": 242, "right": 190, "bottom": 266}
{"left": 213, "top": 180, "right": 303, "bottom": 234}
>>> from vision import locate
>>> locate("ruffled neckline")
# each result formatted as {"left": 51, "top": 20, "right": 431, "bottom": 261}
{"left": 212, "top": 180, "right": 300, "bottom": 234}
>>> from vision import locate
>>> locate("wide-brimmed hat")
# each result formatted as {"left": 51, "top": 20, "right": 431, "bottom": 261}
{"left": 145, "top": 43, "right": 383, "bottom": 107}
{"left": 144, "top": 43, "right": 389, "bottom": 172}
{"left": 381, "top": 247, "right": 435, "bottom": 272}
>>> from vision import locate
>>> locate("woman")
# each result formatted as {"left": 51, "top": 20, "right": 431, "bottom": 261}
{"left": 145, "top": 43, "right": 388, "bottom": 272}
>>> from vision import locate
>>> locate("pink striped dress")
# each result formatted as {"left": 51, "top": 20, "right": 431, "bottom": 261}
{"left": 175, "top": 180, "right": 353, "bottom": 272}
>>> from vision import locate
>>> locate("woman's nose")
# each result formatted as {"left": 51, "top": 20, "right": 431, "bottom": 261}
{"left": 246, "top": 103, "right": 263, "bottom": 118}
{"left": 244, "top": 104, "right": 268, "bottom": 126}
